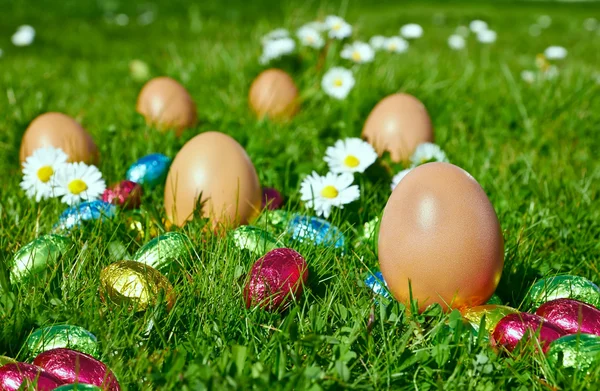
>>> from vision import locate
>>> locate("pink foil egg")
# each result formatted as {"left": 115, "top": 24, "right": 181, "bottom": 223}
{"left": 33, "top": 348, "right": 120, "bottom": 391}
{"left": 0, "top": 362, "right": 64, "bottom": 391}
{"left": 491, "top": 312, "right": 567, "bottom": 353}
{"left": 244, "top": 248, "right": 308, "bottom": 311}
{"left": 536, "top": 298, "right": 600, "bottom": 336}
{"left": 102, "top": 180, "right": 142, "bottom": 209}
{"left": 261, "top": 187, "right": 284, "bottom": 210}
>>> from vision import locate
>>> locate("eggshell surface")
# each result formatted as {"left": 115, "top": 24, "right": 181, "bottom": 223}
{"left": 362, "top": 93, "right": 433, "bottom": 162}
{"left": 378, "top": 162, "right": 504, "bottom": 312}
{"left": 249, "top": 69, "right": 299, "bottom": 120}
{"left": 164, "top": 131, "right": 261, "bottom": 227}
{"left": 20, "top": 112, "right": 99, "bottom": 164}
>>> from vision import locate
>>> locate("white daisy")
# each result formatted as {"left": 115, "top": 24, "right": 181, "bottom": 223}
{"left": 383, "top": 36, "right": 409, "bottom": 53}
{"left": 455, "top": 25, "right": 470, "bottom": 37}
{"left": 410, "top": 143, "right": 448, "bottom": 166}
{"left": 400, "top": 24, "right": 423, "bottom": 39}
{"left": 20, "top": 147, "right": 68, "bottom": 202}
{"left": 297, "top": 25, "right": 324, "bottom": 49}
{"left": 447, "top": 34, "right": 466, "bottom": 50}
{"left": 469, "top": 20, "right": 488, "bottom": 33}
{"left": 325, "top": 15, "right": 352, "bottom": 39}
{"left": 259, "top": 37, "right": 295, "bottom": 64}
{"left": 340, "top": 41, "right": 375, "bottom": 63}
{"left": 261, "top": 28, "right": 289, "bottom": 45}
{"left": 537, "top": 15, "right": 552, "bottom": 28}
{"left": 477, "top": 30, "right": 497, "bottom": 44}
{"left": 324, "top": 138, "right": 378, "bottom": 174}
{"left": 391, "top": 168, "right": 412, "bottom": 191}
{"left": 544, "top": 46, "right": 567, "bottom": 60}
{"left": 304, "top": 21, "right": 327, "bottom": 32}
{"left": 521, "top": 70, "right": 536, "bottom": 84}
{"left": 321, "top": 67, "right": 355, "bottom": 100}
{"left": 12, "top": 25, "right": 35, "bottom": 47}
{"left": 300, "top": 171, "right": 360, "bottom": 218}
{"left": 54, "top": 162, "right": 106, "bottom": 206}
{"left": 584, "top": 18, "right": 598, "bottom": 32}
{"left": 369, "top": 35, "right": 386, "bottom": 50}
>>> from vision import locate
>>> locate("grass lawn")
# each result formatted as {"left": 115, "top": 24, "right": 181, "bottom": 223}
{"left": 1, "top": 0, "right": 600, "bottom": 389}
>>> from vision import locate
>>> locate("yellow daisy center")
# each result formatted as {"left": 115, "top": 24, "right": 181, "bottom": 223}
{"left": 333, "top": 23, "right": 341, "bottom": 31}
{"left": 334, "top": 78, "right": 343, "bottom": 87}
{"left": 37, "top": 166, "right": 54, "bottom": 183}
{"left": 390, "top": 43, "right": 397, "bottom": 50}
{"left": 68, "top": 179, "right": 88, "bottom": 195}
{"left": 352, "top": 51, "right": 361, "bottom": 61}
{"left": 307, "top": 36, "right": 314, "bottom": 43}
{"left": 344, "top": 155, "right": 360, "bottom": 168}
{"left": 321, "top": 185, "right": 339, "bottom": 199}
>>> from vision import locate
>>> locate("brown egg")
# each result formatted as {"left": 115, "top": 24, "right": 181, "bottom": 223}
{"left": 378, "top": 162, "right": 504, "bottom": 312}
{"left": 164, "top": 131, "right": 261, "bottom": 227}
{"left": 136, "top": 76, "right": 197, "bottom": 135}
{"left": 19, "top": 113, "right": 99, "bottom": 164}
{"left": 249, "top": 69, "right": 299, "bottom": 120}
{"left": 362, "top": 93, "right": 434, "bottom": 163}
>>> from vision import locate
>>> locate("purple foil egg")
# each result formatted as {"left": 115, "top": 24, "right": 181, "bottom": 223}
{"left": 261, "top": 187, "right": 284, "bottom": 210}
{"left": 491, "top": 312, "right": 567, "bottom": 353}
{"left": 102, "top": 180, "right": 142, "bottom": 209}
{"left": 536, "top": 298, "right": 600, "bottom": 336}
{"left": 0, "top": 362, "right": 64, "bottom": 391}
{"left": 33, "top": 348, "right": 120, "bottom": 391}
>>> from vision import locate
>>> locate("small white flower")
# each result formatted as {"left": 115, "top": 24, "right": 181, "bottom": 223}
{"left": 325, "top": 15, "right": 352, "bottom": 39}
{"left": 521, "top": 70, "right": 536, "bottom": 84}
{"left": 400, "top": 23, "right": 423, "bottom": 39}
{"left": 455, "top": 25, "right": 470, "bottom": 37}
{"left": 529, "top": 25, "right": 542, "bottom": 37}
{"left": 12, "top": 25, "right": 35, "bottom": 47}
{"left": 391, "top": 169, "right": 412, "bottom": 191}
{"left": 477, "top": 30, "right": 497, "bottom": 44}
{"left": 300, "top": 171, "right": 360, "bottom": 218}
{"left": 469, "top": 20, "right": 488, "bottom": 33}
{"left": 321, "top": 67, "right": 355, "bottom": 100}
{"left": 584, "top": 18, "right": 598, "bottom": 32}
{"left": 297, "top": 25, "right": 324, "bottom": 49}
{"left": 369, "top": 35, "right": 386, "bottom": 50}
{"left": 20, "top": 147, "right": 68, "bottom": 202}
{"left": 410, "top": 143, "right": 448, "bottom": 166}
{"left": 304, "top": 21, "right": 327, "bottom": 32}
{"left": 54, "top": 162, "right": 106, "bottom": 206}
{"left": 259, "top": 37, "right": 295, "bottom": 64}
{"left": 383, "top": 36, "right": 409, "bottom": 53}
{"left": 447, "top": 34, "right": 466, "bottom": 50}
{"left": 261, "top": 28, "right": 289, "bottom": 45}
{"left": 544, "top": 46, "right": 567, "bottom": 60}
{"left": 341, "top": 41, "right": 375, "bottom": 63}
{"left": 324, "top": 138, "right": 378, "bottom": 174}
{"left": 537, "top": 15, "right": 552, "bottom": 28}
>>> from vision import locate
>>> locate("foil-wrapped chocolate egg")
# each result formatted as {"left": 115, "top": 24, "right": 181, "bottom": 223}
{"left": 365, "top": 271, "right": 391, "bottom": 299}
{"left": 102, "top": 180, "right": 142, "bottom": 209}
{"left": 100, "top": 260, "right": 175, "bottom": 312}
{"left": 536, "top": 298, "right": 600, "bottom": 336}
{"left": 249, "top": 69, "right": 299, "bottom": 120}
{"left": 126, "top": 153, "right": 171, "bottom": 189}
{"left": 546, "top": 334, "right": 600, "bottom": 372}
{"left": 287, "top": 215, "right": 345, "bottom": 251}
{"left": 486, "top": 294, "right": 503, "bottom": 305}
{"left": 25, "top": 325, "right": 99, "bottom": 359}
{"left": 125, "top": 210, "right": 161, "bottom": 242}
{"left": 492, "top": 313, "right": 567, "bottom": 353}
{"left": 461, "top": 305, "right": 518, "bottom": 335}
{"left": 230, "top": 226, "right": 283, "bottom": 257}
{"left": 0, "top": 362, "right": 64, "bottom": 391}
{"left": 378, "top": 163, "right": 504, "bottom": 312}
{"left": 0, "top": 356, "right": 16, "bottom": 366}
{"left": 11, "top": 234, "right": 75, "bottom": 284}
{"left": 53, "top": 384, "right": 103, "bottom": 391}
{"left": 255, "top": 210, "right": 293, "bottom": 233}
{"left": 262, "top": 187, "right": 284, "bottom": 210}
{"left": 164, "top": 131, "right": 262, "bottom": 227}
{"left": 244, "top": 248, "right": 308, "bottom": 311}
{"left": 524, "top": 275, "right": 600, "bottom": 311}
{"left": 362, "top": 93, "right": 433, "bottom": 163}
{"left": 136, "top": 77, "right": 197, "bottom": 135}
{"left": 20, "top": 112, "right": 99, "bottom": 164}
{"left": 54, "top": 200, "right": 116, "bottom": 232}
{"left": 34, "top": 348, "right": 120, "bottom": 391}
{"left": 133, "top": 231, "right": 191, "bottom": 271}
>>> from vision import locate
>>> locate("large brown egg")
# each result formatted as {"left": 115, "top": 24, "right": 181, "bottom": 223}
{"left": 136, "top": 76, "right": 197, "bottom": 135}
{"left": 249, "top": 69, "right": 299, "bottom": 120}
{"left": 164, "top": 131, "right": 261, "bottom": 227}
{"left": 378, "top": 162, "right": 504, "bottom": 312}
{"left": 20, "top": 113, "right": 99, "bottom": 164}
{"left": 362, "top": 93, "right": 433, "bottom": 162}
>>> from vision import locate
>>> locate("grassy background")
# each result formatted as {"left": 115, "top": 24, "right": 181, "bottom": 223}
{"left": 1, "top": 0, "right": 600, "bottom": 389}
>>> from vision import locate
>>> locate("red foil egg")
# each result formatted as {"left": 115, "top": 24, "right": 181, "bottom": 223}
{"left": 261, "top": 187, "right": 284, "bottom": 210}
{"left": 491, "top": 312, "right": 567, "bottom": 353}
{"left": 244, "top": 248, "right": 308, "bottom": 311}
{"left": 0, "top": 362, "right": 64, "bottom": 391}
{"left": 536, "top": 298, "right": 600, "bottom": 336}
{"left": 33, "top": 348, "right": 120, "bottom": 391}
{"left": 102, "top": 180, "right": 142, "bottom": 209}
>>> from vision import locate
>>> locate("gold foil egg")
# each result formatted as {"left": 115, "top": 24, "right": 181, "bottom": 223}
{"left": 20, "top": 113, "right": 99, "bottom": 164}
{"left": 249, "top": 69, "right": 299, "bottom": 120}
{"left": 136, "top": 76, "right": 197, "bottom": 135}
{"left": 100, "top": 260, "right": 175, "bottom": 312}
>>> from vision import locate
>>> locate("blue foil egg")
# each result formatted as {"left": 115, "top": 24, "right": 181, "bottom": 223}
{"left": 365, "top": 271, "right": 391, "bottom": 299}
{"left": 126, "top": 153, "right": 171, "bottom": 188}
{"left": 54, "top": 200, "right": 116, "bottom": 231}
{"left": 287, "top": 215, "right": 345, "bottom": 250}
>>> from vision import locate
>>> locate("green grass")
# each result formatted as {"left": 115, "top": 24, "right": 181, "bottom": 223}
{"left": 1, "top": 0, "right": 600, "bottom": 389}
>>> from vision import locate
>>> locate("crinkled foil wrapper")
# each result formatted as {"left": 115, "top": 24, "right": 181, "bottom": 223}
{"left": 54, "top": 200, "right": 116, "bottom": 232}
{"left": 25, "top": 324, "right": 99, "bottom": 359}
{"left": 524, "top": 275, "right": 600, "bottom": 310}
{"left": 461, "top": 305, "right": 518, "bottom": 334}
{"left": 365, "top": 271, "right": 391, "bottom": 299}
{"left": 230, "top": 225, "right": 283, "bottom": 257}
{"left": 11, "top": 234, "right": 75, "bottom": 283}
{"left": 126, "top": 153, "right": 171, "bottom": 188}
{"left": 133, "top": 231, "right": 191, "bottom": 271}
{"left": 546, "top": 334, "right": 600, "bottom": 372}
{"left": 287, "top": 215, "right": 345, "bottom": 250}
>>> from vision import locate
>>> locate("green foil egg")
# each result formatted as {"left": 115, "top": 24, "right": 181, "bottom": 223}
{"left": 546, "top": 334, "right": 600, "bottom": 372}
{"left": 133, "top": 231, "right": 191, "bottom": 271}
{"left": 0, "top": 356, "right": 16, "bottom": 367}
{"left": 254, "top": 210, "right": 294, "bottom": 234}
{"left": 524, "top": 275, "right": 600, "bottom": 311}
{"left": 52, "top": 384, "right": 103, "bottom": 391}
{"left": 25, "top": 325, "right": 99, "bottom": 359}
{"left": 230, "top": 226, "right": 283, "bottom": 257}
{"left": 10, "top": 234, "right": 75, "bottom": 284}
